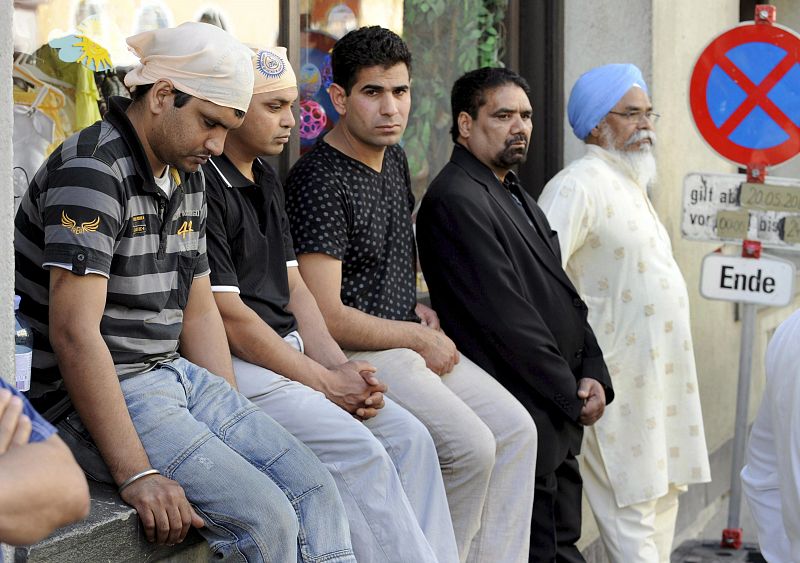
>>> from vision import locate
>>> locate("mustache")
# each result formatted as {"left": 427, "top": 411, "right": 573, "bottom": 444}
{"left": 624, "top": 130, "right": 656, "bottom": 147}
{"left": 505, "top": 134, "right": 528, "bottom": 148}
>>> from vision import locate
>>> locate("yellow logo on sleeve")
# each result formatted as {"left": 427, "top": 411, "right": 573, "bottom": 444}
{"left": 177, "top": 220, "right": 194, "bottom": 238}
{"left": 61, "top": 210, "right": 100, "bottom": 234}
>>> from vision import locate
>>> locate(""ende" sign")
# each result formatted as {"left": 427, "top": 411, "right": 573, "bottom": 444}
{"left": 700, "top": 253, "right": 796, "bottom": 306}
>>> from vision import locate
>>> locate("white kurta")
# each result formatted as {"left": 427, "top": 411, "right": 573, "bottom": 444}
{"left": 539, "top": 145, "right": 710, "bottom": 507}
{"left": 741, "top": 308, "right": 800, "bottom": 563}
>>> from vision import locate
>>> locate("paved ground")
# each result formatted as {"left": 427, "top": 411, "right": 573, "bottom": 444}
{"left": 671, "top": 494, "right": 762, "bottom": 562}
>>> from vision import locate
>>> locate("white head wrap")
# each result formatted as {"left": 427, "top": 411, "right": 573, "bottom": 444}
{"left": 124, "top": 21, "right": 254, "bottom": 113}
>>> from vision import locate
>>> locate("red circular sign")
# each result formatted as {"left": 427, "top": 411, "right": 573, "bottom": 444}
{"left": 690, "top": 22, "right": 800, "bottom": 167}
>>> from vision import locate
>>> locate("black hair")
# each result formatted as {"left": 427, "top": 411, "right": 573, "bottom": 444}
{"left": 130, "top": 83, "right": 192, "bottom": 107}
{"left": 130, "top": 84, "right": 244, "bottom": 118}
{"left": 331, "top": 26, "right": 412, "bottom": 95}
{"left": 450, "top": 67, "right": 531, "bottom": 142}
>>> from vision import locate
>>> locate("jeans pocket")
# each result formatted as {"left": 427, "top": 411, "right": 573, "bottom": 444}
{"left": 57, "top": 412, "right": 115, "bottom": 484}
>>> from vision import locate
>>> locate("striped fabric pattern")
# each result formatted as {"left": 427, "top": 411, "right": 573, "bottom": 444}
{"left": 14, "top": 97, "right": 209, "bottom": 402}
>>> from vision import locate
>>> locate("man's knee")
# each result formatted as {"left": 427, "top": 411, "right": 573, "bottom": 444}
{"left": 448, "top": 419, "right": 496, "bottom": 480}
{"left": 506, "top": 406, "right": 538, "bottom": 454}
{"left": 199, "top": 492, "right": 300, "bottom": 558}
{"left": 369, "top": 347, "right": 429, "bottom": 373}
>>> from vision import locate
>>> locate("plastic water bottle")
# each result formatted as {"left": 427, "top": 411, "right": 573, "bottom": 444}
{"left": 14, "top": 295, "right": 32, "bottom": 392}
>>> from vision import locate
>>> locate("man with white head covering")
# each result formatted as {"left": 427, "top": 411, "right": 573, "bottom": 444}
{"left": 14, "top": 23, "right": 355, "bottom": 562}
{"left": 203, "top": 46, "right": 459, "bottom": 563}
{"left": 538, "top": 63, "right": 710, "bottom": 562}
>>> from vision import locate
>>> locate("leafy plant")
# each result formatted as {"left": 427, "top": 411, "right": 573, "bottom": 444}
{"left": 403, "top": 0, "right": 508, "bottom": 199}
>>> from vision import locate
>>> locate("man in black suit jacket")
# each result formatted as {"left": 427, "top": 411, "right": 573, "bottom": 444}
{"left": 417, "top": 67, "right": 614, "bottom": 563}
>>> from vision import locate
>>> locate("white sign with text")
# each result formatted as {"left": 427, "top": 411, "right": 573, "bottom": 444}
{"left": 700, "top": 253, "right": 796, "bottom": 306}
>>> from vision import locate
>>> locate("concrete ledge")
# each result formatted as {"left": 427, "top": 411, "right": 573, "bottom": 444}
{"left": 13, "top": 480, "right": 209, "bottom": 562}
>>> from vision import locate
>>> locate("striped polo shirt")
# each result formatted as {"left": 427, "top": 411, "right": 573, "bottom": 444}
{"left": 14, "top": 97, "right": 209, "bottom": 411}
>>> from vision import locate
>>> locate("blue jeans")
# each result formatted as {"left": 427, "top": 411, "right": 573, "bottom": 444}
{"left": 60, "top": 358, "right": 355, "bottom": 563}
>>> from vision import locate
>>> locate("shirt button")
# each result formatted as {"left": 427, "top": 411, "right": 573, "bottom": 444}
{"left": 574, "top": 347, "right": 584, "bottom": 359}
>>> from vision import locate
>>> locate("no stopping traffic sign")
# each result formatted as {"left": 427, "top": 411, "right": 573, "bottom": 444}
{"left": 690, "top": 22, "right": 800, "bottom": 167}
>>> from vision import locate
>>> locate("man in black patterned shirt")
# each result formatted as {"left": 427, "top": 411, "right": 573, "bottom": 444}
{"left": 285, "top": 25, "right": 538, "bottom": 563}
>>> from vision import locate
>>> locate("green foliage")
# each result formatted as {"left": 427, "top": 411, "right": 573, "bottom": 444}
{"left": 403, "top": 0, "right": 508, "bottom": 198}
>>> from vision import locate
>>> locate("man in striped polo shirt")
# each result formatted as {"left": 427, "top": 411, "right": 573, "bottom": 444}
{"left": 13, "top": 23, "right": 355, "bottom": 562}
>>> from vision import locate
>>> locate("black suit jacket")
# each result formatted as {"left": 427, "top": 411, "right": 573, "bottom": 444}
{"left": 417, "top": 145, "right": 614, "bottom": 476}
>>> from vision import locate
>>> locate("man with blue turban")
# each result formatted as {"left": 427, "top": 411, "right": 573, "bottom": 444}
{"left": 539, "top": 64, "right": 710, "bottom": 562}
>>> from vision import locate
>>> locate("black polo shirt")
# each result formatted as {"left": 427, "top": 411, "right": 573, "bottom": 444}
{"left": 204, "top": 155, "right": 298, "bottom": 337}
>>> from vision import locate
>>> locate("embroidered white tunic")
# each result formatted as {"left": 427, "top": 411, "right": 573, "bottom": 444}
{"left": 539, "top": 145, "right": 710, "bottom": 507}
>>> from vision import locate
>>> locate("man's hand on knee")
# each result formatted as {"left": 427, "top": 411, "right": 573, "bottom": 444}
{"left": 120, "top": 473, "right": 204, "bottom": 545}
{"left": 414, "top": 327, "right": 460, "bottom": 376}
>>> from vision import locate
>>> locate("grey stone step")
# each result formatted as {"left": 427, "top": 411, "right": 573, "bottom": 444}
{"left": 11, "top": 480, "right": 209, "bottom": 562}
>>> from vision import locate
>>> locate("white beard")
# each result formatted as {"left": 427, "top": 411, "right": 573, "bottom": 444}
{"left": 598, "top": 124, "right": 658, "bottom": 194}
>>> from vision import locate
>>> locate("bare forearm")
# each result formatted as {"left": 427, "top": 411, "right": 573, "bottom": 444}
{"left": 219, "top": 299, "right": 330, "bottom": 392}
{"left": 286, "top": 279, "right": 347, "bottom": 368}
{"left": 180, "top": 276, "right": 236, "bottom": 386}
{"left": 0, "top": 437, "right": 90, "bottom": 545}
{"left": 325, "top": 302, "right": 424, "bottom": 353}
{"left": 53, "top": 327, "right": 151, "bottom": 484}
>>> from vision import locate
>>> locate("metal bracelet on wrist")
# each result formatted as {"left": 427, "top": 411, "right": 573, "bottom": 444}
{"left": 118, "top": 468, "right": 160, "bottom": 494}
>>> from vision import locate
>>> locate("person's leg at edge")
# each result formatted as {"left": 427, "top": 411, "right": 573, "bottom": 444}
{"left": 347, "top": 347, "right": 495, "bottom": 563}
{"left": 122, "top": 360, "right": 355, "bottom": 563}
{"left": 439, "top": 355, "right": 537, "bottom": 563}
{"left": 233, "top": 354, "right": 452, "bottom": 563}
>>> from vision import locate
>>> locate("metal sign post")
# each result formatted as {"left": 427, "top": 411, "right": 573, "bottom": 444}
{"left": 724, "top": 299, "right": 756, "bottom": 549}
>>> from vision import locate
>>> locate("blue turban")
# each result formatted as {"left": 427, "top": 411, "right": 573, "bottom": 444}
{"left": 567, "top": 64, "right": 648, "bottom": 140}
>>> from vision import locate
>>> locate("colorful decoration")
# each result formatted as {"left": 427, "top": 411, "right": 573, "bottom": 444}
{"left": 299, "top": 100, "right": 327, "bottom": 141}
{"left": 321, "top": 54, "right": 334, "bottom": 89}
{"left": 49, "top": 34, "right": 113, "bottom": 72}
{"left": 299, "top": 63, "right": 322, "bottom": 99}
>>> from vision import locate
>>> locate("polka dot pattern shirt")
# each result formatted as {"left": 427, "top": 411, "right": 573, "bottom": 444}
{"left": 286, "top": 142, "right": 419, "bottom": 322}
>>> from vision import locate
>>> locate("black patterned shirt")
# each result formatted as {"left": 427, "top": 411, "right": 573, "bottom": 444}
{"left": 286, "top": 142, "right": 419, "bottom": 322}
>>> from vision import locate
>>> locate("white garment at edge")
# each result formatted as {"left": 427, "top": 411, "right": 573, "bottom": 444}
{"left": 742, "top": 308, "right": 800, "bottom": 563}
{"left": 539, "top": 145, "right": 710, "bottom": 508}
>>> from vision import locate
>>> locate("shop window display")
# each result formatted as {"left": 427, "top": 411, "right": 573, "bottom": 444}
{"left": 12, "top": 0, "right": 280, "bottom": 209}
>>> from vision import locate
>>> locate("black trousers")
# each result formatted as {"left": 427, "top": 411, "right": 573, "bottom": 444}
{"left": 529, "top": 454, "right": 584, "bottom": 563}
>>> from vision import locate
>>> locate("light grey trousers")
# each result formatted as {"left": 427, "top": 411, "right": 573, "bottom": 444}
{"left": 233, "top": 332, "right": 458, "bottom": 563}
